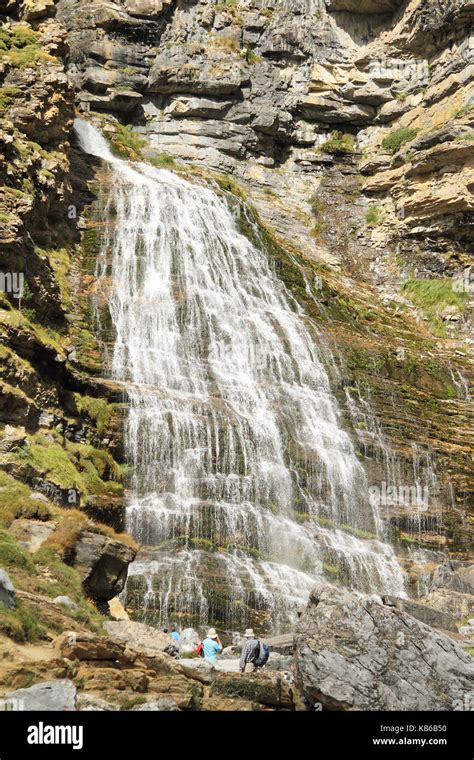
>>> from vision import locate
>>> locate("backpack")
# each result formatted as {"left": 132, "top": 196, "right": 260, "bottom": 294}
{"left": 254, "top": 642, "right": 270, "bottom": 668}
{"left": 194, "top": 641, "right": 204, "bottom": 657}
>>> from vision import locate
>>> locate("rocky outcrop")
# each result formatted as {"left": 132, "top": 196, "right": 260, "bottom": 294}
{"left": 0, "top": 624, "right": 297, "bottom": 711}
{"left": 382, "top": 595, "right": 457, "bottom": 632}
{"left": 102, "top": 620, "right": 178, "bottom": 656}
{"left": 7, "top": 679, "right": 77, "bottom": 711}
{"left": 295, "top": 582, "right": 474, "bottom": 711}
{"left": 429, "top": 561, "right": 474, "bottom": 596}
{"left": 209, "top": 671, "right": 294, "bottom": 710}
{"left": 0, "top": 569, "right": 16, "bottom": 609}
{"left": 74, "top": 530, "right": 136, "bottom": 602}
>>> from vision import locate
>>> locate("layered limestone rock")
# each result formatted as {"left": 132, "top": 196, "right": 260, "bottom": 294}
{"left": 0, "top": 0, "right": 472, "bottom": 682}
{"left": 0, "top": 1, "right": 138, "bottom": 659}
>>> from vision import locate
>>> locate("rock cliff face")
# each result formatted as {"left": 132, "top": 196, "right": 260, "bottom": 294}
{"left": 53, "top": 0, "right": 472, "bottom": 575}
{"left": 0, "top": 0, "right": 136, "bottom": 649}
{"left": 0, "top": 0, "right": 473, "bottom": 708}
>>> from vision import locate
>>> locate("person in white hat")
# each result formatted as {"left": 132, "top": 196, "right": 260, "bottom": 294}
{"left": 202, "top": 627, "right": 223, "bottom": 664}
{"left": 239, "top": 628, "right": 260, "bottom": 673}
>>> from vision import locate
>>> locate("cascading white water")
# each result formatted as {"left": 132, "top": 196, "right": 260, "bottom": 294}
{"left": 75, "top": 118, "right": 405, "bottom": 632}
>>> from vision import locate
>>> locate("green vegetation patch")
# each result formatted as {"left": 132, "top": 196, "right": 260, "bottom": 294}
{"left": 0, "top": 529, "right": 36, "bottom": 574}
{"left": 0, "top": 599, "right": 45, "bottom": 642}
{"left": 402, "top": 278, "right": 469, "bottom": 327}
{"left": 366, "top": 204, "right": 383, "bottom": 228}
{"left": 382, "top": 127, "right": 420, "bottom": 154}
{"left": 73, "top": 394, "right": 118, "bottom": 434}
{"left": 0, "top": 25, "right": 57, "bottom": 68}
{"left": 0, "top": 471, "right": 51, "bottom": 528}
{"left": 109, "top": 124, "right": 147, "bottom": 160}
{"left": 0, "top": 85, "right": 20, "bottom": 112}
{"left": 148, "top": 152, "right": 177, "bottom": 170}
{"left": 320, "top": 131, "right": 355, "bottom": 154}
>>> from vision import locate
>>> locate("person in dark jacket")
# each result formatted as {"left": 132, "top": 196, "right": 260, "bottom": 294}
{"left": 239, "top": 628, "right": 260, "bottom": 673}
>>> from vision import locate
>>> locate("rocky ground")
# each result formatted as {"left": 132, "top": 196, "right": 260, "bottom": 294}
{"left": 0, "top": 0, "right": 472, "bottom": 710}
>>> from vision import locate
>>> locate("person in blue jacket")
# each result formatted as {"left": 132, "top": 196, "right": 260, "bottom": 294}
{"left": 202, "top": 628, "right": 223, "bottom": 664}
{"left": 170, "top": 626, "right": 180, "bottom": 642}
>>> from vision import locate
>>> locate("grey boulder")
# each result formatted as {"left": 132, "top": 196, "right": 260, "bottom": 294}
{"left": 7, "top": 680, "right": 77, "bottom": 711}
{"left": 0, "top": 568, "right": 16, "bottom": 609}
{"left": 295, "top": 582, "right": 474, "bottom": 711}
{"left": 131, "top": 698, "right": 180, "bottom": 711}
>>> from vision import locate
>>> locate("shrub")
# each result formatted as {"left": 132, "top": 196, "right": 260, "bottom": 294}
{"left": 320, "top": 131, "right": 355, "bottom": 154}
{"left": 73, "top": 394, "right": 117, "bottom": 434}
{"left": 0, "top": 85, "right": 20, "bottom": 112}
{"left": 0, "top": 25, "right": 56, "bottom": 68}
{"left": 110, "top": 124, "right": 147, "bottom": 160}
{"left": 382, "top": 127, "right": 420, "bottom": 154}
{"left": 366, "top": 205, "right": 381, "bottom": 227}
{"left": 246, "top": 48, "right": 262, "bottom": 65}
{"left": 119, "top": 695, "right": 147, "bottom": 711}
{"left": 308, "top": 195, "right": 326, "bottom": 216}
{"left": 311, "top": 221, "right": 327, "bottom": 237}
{"left": 148, "top": 153, "right": 177, "bottom": 170}
{"left": 208, "top": 35, "right": 240, "bottom": 54}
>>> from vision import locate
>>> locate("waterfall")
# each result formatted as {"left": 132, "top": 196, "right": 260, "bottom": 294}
{"left": 74, "top": 118, "right": 405, "bottom": 633}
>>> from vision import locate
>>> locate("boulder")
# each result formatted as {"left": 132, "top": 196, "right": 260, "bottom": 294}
{"left": 201, "top": 696, "right": 254, "bottom": 711}
{"left": 73, "top": 530, "right": 136, "bottom": 602}
{"left": 382, "top": 595, "right": 457, "bottom": 632}
{"left": 265, "top": 653, "right": 293, "bottom": 673}
{"left": 55, "top": 630, "right": 135, "bottom": 665}
{"left": 53, "top": 595, "right": 78, "bottom": 611}
{"left": 131, "top": 698, "right": 180, "bottom": 711}
{"left": 0, "top": 426, "right": 27, "bottom": 454}
{"left": 0, "top": 569, "right": 16, "bottom": 609}
{"left": 220, "top": 645, "right": 241, "bottom": 659}
{"left": 20, "top": 0, "right": 56, "bottom": 21}
{"left": 210, "top": 672, "right": 294, "bottom": 709}
{"left": 146, "top": 672, "right": 200, "bottom": 709}
{"left": 420, "top": 589, "right": 474, "bottom": 621}
{"left": 103, "top": 620, "right": 179, "bottom": 657}
{"left": 108, "top": 596, "right": 130, "bottom": 620}
{"left": 77, "top": 694, "right": 120, "bottom": 711}
{"left": 176, "top": 658, "right": 215, "bottom": 684}
{"left": 295, "top": 582, "right": 474, "bottom": 711}
{"left": 7, "top": 680, "right": 77, "bottom": 711}
{"left": 262, "top": 633, "right": 294, "bottom": 656}
{"left": 178, "top": 627, "right": 200, "bottom": 654}
{"left": 429, "top": 562, "right": 474, "bottom": 596}
{"left": 123, "top": 0, "right": 173, "bottom": 17}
